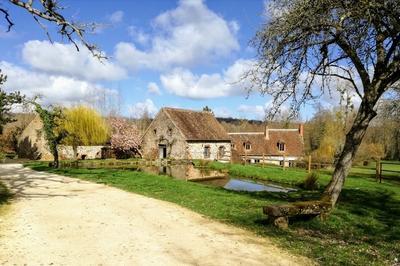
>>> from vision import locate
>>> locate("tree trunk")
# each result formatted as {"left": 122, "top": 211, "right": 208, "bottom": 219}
{"left": 51, "top": 143, "right": 59, "bottom": 168}
{"left": 73, "top": 145, "right": 78, "bottom": 160}
{"left": 323, "top": 97, "right": 378, "bottom": 207}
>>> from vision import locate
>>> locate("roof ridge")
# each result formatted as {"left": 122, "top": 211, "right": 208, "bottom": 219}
{"left": 163, "top": 107, "right": 207, "bottom": 114}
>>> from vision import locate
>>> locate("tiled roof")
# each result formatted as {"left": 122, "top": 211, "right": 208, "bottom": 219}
{"left": 229, "top": 129, "right": 304, "bottom": 157}
{"left": 163, "top": 107, "right": 230, "bottom": 141}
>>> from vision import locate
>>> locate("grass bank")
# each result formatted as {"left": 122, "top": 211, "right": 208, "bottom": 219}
{"left": 25, "top": 161, "right": 400, "bottom": 265}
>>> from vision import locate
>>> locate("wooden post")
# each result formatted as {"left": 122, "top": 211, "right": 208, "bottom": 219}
{"left": 376, "top": 159, "right": 381, "bottom": 182}
{"left": 282, "top": 154, "right": 286, "bottom": 171}
{"left": 262, "top": 153, "right": 265, "bottom": 168}
{"left": 308, "top": 155, "right": 311, "bottom": 173}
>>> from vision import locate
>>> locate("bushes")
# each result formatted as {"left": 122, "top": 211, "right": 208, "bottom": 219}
{"left": 299, "top": 172, "right": 320, "bottom": 190}
{"left": 0, "top": 152, "right": 5, "bottom": 163}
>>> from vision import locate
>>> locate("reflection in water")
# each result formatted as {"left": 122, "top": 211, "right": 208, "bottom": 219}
{"left": 64, "top": 163, "right": 295, "bottom": 193}
{"left": 140, "top": 165, "right": 295, "bottom": 193}
{"left": 141, "top": 165, "right": 226, "bottom": 181}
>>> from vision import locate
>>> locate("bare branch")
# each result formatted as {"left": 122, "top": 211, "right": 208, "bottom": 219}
{"left": 0, "top": 7, "right": 14, "bottom": 32}
{"left": 7, "top": 0, "right": 105, "bottom": 59}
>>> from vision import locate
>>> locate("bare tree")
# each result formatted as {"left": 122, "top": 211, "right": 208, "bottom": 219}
{"left": 248, "top": 0, "right": 400, "bottom": 207}
{"left": 1, "top": 0, "right": 103, "bottom": 58}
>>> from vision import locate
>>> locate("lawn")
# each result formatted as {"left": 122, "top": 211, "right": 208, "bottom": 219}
{"left": 25, "top": 161, "right": 400, "bottom": 266}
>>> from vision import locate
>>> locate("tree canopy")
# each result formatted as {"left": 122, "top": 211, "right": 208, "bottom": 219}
{"left": 61, "top": 106, "right": 109, "bottom": 148}
{"left": 250, "top": 0, "right": 400, "bottom": 207}
{"left": 0, "top": 71, "right": 24, "bottom": 134}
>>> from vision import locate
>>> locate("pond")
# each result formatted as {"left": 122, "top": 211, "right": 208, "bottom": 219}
{"left": 142, "top": 165, "right": 296, "bottom": 193}
{"left": 63, "top": 163, "right": 296, "bottom": 193}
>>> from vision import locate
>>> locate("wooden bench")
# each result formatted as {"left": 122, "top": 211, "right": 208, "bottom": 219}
{"left": 263, "top": 200, "right": 332, "bottom": 229}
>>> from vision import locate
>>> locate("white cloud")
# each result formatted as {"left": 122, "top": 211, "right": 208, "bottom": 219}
{"left": 108, "top": 11, "right": 124, "bottom": 24}
{"left": 160, "top": 59, "right": 254, "bottom": 99}
{"left": 129, "top": 99, "right": 158, "bottom": 118}
{"left": 213, "top": 107, "right": 232, "bottom": 118}
{"left": 127, "top": 26, "right": 150, "bottom": 46}
{"left": 238, "top": 104, "right": 266, "bottom": 120}
{"left": 115, "top": 0, "right": 239, "bottom": 71}
{"left": 147, "top": 82, "right": 162, "bottom": 95}
{"left": 0, "top": 61, "right": 118, "bottom": 107}
{"left": 22, "top": 40, "right": 126, "bottom": 81}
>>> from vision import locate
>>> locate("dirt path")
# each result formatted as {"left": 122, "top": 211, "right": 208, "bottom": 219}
{"left": 0, "top": 164, "right": 313, "bottom": 265}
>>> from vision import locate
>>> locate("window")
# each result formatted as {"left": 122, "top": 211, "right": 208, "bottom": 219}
{"left": 231, "top": 143, "right": 236, "bottom": 149}
{"left": 167, "top": 127, "right": 173, "bottom": 136}
{"left": 244, "top": 142, "right": 251, "bottom": 150}
{"left": 153, "top": 129, "right": 157, "bottom": 135}
{"left": 277, "top": 142, "right": 285, "bottom": 151}
{"left": 218, "top": 146, "right": 225, "bottom": 158}
{"left": 204, "top": 145, "right": 211, "bottom": 159}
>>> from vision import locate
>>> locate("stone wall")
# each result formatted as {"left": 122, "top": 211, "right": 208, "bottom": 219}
{"left": 17, "top": 115, "right": 53, "bottom": 161}
{"left": 187, "top": 142, "right": 231, "bottom": 161}
{"left": 58, "top": 146, "right": 107, "bottom": 160}
{"left": 141, "top": 110, "right": 188, "bottom": 160}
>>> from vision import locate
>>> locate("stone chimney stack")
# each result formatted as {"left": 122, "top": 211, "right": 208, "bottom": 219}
{"left": 264, "top": 124, "right": 270, "bottom": 140}
{"left": 298, "top": 123, "right": 304, "bottom": 137}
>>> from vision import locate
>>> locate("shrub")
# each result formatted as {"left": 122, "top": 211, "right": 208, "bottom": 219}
{"left": 300, "top": 172, "right": 320, "bottom": 190}
{"left": 198, "top": 160, "right": 210, "bottom": 167}
{"left": 0, "top": 152, "right": 5, "bottom": 162}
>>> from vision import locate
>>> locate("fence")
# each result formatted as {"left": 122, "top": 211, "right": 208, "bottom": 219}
{"left": 375, "top": 160, "right": 400, "bottom": 183}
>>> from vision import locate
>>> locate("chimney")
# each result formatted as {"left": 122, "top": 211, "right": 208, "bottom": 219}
{"left": 298, "top": 123, "right": 304, "bottom": 137}
{"left": 264, "top": 124, "right": 269, "bottom": 140}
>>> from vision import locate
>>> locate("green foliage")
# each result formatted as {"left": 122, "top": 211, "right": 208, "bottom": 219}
{"left": 60, "top": 106, "right": 109, "bottom": 147}
{"left": 299, "top": 172, "right": 320, "bottom": 190}
{"left": 31, "top": 101, "right": 65, "bottom": 167}
{"left": 26, "top": 161, "right": 400, "bottom": 265}
{"left": 0, "top": 71, "right": 25, "bottom": 134}
{"left": 0, "top": 152, "right": 5, "bottom": 160}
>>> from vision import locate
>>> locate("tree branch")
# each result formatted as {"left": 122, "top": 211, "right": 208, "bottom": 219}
{"left": 8, "top": 0, "right": 105, "bottom": 59}
{"left": 0, "top": 7, "right": 14, "bottom": 32}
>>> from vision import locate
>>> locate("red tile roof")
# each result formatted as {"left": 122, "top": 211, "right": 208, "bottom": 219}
{"left": 229, "top": 129, "right": 304, "bottom": 157}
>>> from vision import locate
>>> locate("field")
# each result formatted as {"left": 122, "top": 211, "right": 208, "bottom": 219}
{"left": 25, "top": 161, "right": 400, "bottom": 265}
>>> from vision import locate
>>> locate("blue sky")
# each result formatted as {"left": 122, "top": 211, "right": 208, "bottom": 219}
{"left": 0, "top": 0, "right": 322, "bottom": 120}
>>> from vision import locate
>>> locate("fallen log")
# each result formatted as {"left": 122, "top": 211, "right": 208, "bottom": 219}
{"left": 263, "top": 200, "right": 332, "bottom": 229}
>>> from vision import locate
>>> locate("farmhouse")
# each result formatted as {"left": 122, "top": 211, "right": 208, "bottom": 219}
{"left": 141, "top": 107, "right": 231, "bottom": 161}
{"left": 229, "top": 124, "right": 304, "bottom": 166}
{"left": 17, "top": 115, "right": 107, "bottom": 160}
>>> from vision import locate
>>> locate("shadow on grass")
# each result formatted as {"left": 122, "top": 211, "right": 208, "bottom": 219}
{"left": 0, "top": 182, "right": 12, "bottom": 206}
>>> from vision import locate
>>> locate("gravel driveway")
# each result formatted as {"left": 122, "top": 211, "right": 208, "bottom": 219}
{"left": 0, "top": 164, "right": 312, "bottom": 265}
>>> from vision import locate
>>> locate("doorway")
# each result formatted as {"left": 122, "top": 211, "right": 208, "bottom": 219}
{"left": 159, "top": 144, "right": 167, "bottom": 159}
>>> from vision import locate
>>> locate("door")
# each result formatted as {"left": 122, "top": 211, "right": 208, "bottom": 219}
{"left": 159, "top": 144, "right": 167, "bottom": 159}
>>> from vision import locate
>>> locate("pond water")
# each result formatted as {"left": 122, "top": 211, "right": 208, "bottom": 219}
{"left": 64, "top": 163, "right": 296, "bottom": 193}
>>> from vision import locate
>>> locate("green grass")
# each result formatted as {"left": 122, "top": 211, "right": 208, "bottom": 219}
{"left": 25, "top": 161, "right": 400, "bottom": 266}
{"left": 0, "top": 181, "right": 11, "bottom": 211}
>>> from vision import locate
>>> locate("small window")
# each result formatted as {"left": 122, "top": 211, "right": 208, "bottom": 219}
{"left": 153, "top": 129, "right": 157, "bottom": 135}
{"left": 231, "top": 143, "right": 236, "bottom": 149}
{"left": 218, "top": 146, "right": 225, "bottom": 158}
{"left": 244, "top": 142, "right": 251, "bottom": 150}
{"left": 277, "top": 142, "right": 285, "bottom": 151}
{"left": 204, "top": 145, "right": 211, "bottom": 159}
{"left": 167, "top": 127, "right": 173, "bottom": 136}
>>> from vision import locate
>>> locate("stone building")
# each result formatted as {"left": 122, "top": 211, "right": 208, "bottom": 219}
{"left": 17, "top": 115, "right": 107, "bottom": 160}
{"left": 229, "top": 124, "right": 304, "bottom": 166}
{"left": 141, "top": 107, "right": 231, "bottom": 161}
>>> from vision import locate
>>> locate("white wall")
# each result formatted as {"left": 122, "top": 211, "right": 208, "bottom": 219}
{"left": 187, "top": 142, "right": 231, "bottom": 161}
{"left": 58, "top": 146, "right": 106, "bottom": 160}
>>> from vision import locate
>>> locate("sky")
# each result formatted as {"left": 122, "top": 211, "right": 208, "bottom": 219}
{"left": 0, "top": 0, "right": 338, "bottom": 120}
